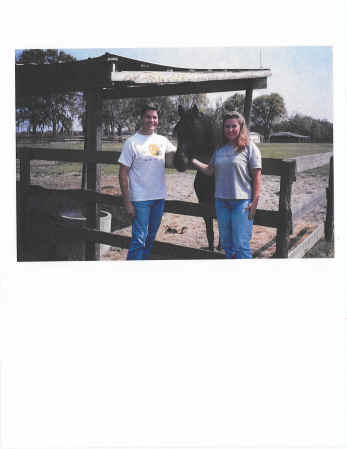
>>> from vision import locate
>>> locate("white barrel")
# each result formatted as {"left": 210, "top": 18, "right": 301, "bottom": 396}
{"left": 99, "top": 210, "right": 112, "bottom": 256}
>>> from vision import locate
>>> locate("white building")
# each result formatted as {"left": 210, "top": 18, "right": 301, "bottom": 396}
{"left": 249, "top": 132, "right": 263, "bottom": 144}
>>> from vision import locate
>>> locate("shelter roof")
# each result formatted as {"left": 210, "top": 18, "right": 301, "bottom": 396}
{"left": 16, "top": 52, "right": 272, "bottom": 99}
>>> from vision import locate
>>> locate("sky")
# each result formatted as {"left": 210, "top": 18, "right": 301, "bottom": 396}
{"left": 46, "top": 46, "right": 333, "bottom": 122}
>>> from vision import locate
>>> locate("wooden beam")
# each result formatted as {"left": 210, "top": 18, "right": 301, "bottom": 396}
{"left": 275, "top": 160, "right": 296, "bottom": 258}
{"left": 244, "top": 87, "right": 253, "bottom": 125}
{"left": 19, "top": 187, "right": 281, "bottom": 229}
{"left": 102, "top": 78, "right": 268, "bottom": 99}
{"left": 164, "top": 201, "right": 280, "bottom": 227}
{"left": 84, "top": 89, "right": 103, "bottom": 260}
{"left": 16, "top": 147, "right": 120, "bottom": 164}
{"left": 325, "top": 156, "right": 334, "bottom": 242}
{"left": 260, "top": 158, "right": 283, "bottom": 176}
{"left": 17, "top": 156, "right": 31, "bottom": 261}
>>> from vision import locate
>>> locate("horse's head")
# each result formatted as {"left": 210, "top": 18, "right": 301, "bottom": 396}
{"left": 173, "top": 104, "right": 215, "bottom": 172}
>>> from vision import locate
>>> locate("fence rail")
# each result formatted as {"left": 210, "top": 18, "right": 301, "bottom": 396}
{"left": 17, "top": 147, "right": 334, "bottom": 260}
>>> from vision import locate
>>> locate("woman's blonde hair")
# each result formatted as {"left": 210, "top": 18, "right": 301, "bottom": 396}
{"left": 222, "top": 111, "right": 249, "bottom": 150}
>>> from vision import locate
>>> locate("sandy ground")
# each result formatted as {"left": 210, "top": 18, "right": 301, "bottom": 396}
{"left": 97, "top": 168, "right": 332, "bottom": 260}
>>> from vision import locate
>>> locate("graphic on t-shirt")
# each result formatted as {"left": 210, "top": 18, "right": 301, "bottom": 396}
{"left": 149, "top": 144, "right": 162, "bottom": 157}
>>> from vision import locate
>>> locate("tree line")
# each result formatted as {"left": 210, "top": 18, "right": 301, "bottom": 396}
{"left": 16, "top": 49, "right": 333, "bottom": 143}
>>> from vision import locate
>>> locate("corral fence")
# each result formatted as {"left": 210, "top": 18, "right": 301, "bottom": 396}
{"left": 16, "top": 146, "right": 334, "bottom": 261}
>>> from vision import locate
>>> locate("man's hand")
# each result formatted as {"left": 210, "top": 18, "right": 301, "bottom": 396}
{"left": 125, "top": 201, "right": 136, "bottom": 219}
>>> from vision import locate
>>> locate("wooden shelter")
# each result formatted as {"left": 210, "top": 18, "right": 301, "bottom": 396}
{"left": 16, "top": 52, "right": 274, "bottom": 261}
{"left": 16, "top": 51, "right": 271, "bottom": 100}
{"left": 270, "top": 132, "right": 311, "bottom": 143}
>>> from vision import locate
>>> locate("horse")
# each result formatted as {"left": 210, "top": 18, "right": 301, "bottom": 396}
{"left": 173, "top": 104, "right": 222, "bottom": 251}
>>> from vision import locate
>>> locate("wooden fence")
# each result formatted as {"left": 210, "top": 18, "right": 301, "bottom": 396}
{"left": 16, "top": 147, "right": 334, "bottom": 261}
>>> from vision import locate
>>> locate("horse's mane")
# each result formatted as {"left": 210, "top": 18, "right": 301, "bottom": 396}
{"left": 199, "top": 111, "right": 223, "bottom": 154}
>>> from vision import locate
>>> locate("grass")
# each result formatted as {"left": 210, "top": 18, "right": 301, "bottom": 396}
{"left": 258, "top": 142, "right": 333, "bottom": 159}
{"left": 17, "top": 140, "right": 333, "bottom": 180}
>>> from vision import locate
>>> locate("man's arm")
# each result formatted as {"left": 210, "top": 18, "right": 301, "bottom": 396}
{"left": 119, "top": 164, "right": 135, "bottom": 219}
{"left": 165, "top": 150, "right": 176, "bottom": 168}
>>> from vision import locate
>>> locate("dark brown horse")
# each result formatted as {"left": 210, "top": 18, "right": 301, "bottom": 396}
{"left": 174, "top": 104, "right": 222, "bottom": 251}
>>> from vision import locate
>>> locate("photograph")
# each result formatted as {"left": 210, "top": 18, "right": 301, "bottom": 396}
{"left": 16, "top": 46, "right": 334, "bottom": 262}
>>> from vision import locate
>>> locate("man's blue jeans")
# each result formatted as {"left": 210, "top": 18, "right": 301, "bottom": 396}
{"left": 127, "top": 199, "right": 165, "bottom": 260}
{"left": 215, "top": 198, "right": 253, "bottom": 259}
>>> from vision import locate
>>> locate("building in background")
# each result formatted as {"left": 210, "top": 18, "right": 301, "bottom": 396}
{"left": 249, "top": 132, "right": 264, "bottom": 144}
{"left": 269, "top": 131, "right": 311, "bottom": 143}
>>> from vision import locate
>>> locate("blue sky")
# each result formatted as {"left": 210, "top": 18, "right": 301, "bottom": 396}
{"left": 58, "top": 46, "right": 333, "bottom": 122}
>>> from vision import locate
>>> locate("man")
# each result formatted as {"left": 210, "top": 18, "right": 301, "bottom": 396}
{"left": 118, "top": 104, "right": 176, "bottom": 260}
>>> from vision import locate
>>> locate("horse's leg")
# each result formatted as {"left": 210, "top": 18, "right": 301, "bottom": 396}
{"left": 194, "top": 173, "right": 216, "bottom": 251}
{"left": 203, "top": 215, "right": 215, "bottom": 251}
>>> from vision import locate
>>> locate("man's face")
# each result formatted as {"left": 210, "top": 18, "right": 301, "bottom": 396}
{"left": 141, "top": 109, "right": 159, "bottom": 134}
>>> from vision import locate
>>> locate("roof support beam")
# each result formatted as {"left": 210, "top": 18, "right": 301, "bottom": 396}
{"left": 102, "top": 78, "right": 267, "bottom": 99}
{"left": 244, "top": 87, "right": 253, "bottom": 125}
{"left": 84, "top": 89, "right": 103, "bottom": 260}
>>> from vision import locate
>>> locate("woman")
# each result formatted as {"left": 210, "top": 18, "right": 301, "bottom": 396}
{"left": 191, "top": 111, "right": 262, "bottom": 259}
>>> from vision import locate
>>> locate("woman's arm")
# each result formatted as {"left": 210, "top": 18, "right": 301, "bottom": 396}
{"left": 191, "top": 158, "right": 214, "bottom": 176}
{"left": 119, "top": 164, "right": 136, "bottom": 219}
{"left": 247, "top": 168, "right": 262, "bottom": 219}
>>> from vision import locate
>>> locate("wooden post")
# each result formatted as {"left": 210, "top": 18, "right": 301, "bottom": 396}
{"left": 244, "top": 87, "right": 253, "bottom": 126}
{"left": 84, "top": 89, "right": 103, "bottom": 260}
{"left": 275, "top": 160, "right": 296, "bottom": 258}
{"left": 17, "top": 155, "right": 31, "bottom": 261}
{"left": 325, "top": 156, "right": 334, "bottom": 242}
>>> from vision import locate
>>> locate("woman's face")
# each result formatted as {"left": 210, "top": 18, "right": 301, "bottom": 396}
{"left": 224, "top": 118, "right": 241, "bottom": 143}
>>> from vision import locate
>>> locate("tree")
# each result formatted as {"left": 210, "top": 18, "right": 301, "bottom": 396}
{"left": 16, "top": 49, "right": 79, "bottom": 136}
{"left": 272, "top": 113, "right": 333, "bottom": 143}
{"left": 222, "top": 93, "right": 245, "bottom": 114}
{"left": 251, "top": 93, "right": 287, "bottom": 141}
{"left": 212, "top": 93, "right": 246, "bottom": 123}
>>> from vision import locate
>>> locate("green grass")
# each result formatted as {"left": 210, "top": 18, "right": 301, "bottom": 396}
{"left": 258, "top": 143, "right": 333, "bottom": 159}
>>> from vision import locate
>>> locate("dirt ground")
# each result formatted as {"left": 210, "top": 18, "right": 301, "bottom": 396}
{"left": 28, "top": 163, "right": 333, "bottom": 260}
{"left": 99, "top": 170, "right": 333, "bottom": 260}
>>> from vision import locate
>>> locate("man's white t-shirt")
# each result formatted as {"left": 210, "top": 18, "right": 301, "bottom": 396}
{"left": 118, "top": 132, "right": 176, "bottom": 201}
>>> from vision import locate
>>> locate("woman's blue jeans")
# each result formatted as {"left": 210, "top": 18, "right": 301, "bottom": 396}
{"left": 127, "top": 199, "right": 165, "bottom": 260}
{"left": 215, "top": 198, "right": 253, "bottom": 259}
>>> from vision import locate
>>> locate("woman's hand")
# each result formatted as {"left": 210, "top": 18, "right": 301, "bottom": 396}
{"left": 247, "top": 200, "right": 258, "bottom": 220}
{"left": 249, "top": 168, "right": 261, "bottom": 219}
{"left": 191, "top": 158, "right": 214, "bottom": 176}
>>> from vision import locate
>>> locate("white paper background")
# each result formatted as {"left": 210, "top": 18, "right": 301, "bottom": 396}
{"left": 1, "top": 1, "right": 346, "bottom": 448}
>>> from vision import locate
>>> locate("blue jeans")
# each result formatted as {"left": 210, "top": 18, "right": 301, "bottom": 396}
{"left": 127, "top": 199, "right": 165, "bottom": 260}
{"left": 215, "top": 198, "right": 253, "bottom": 259}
